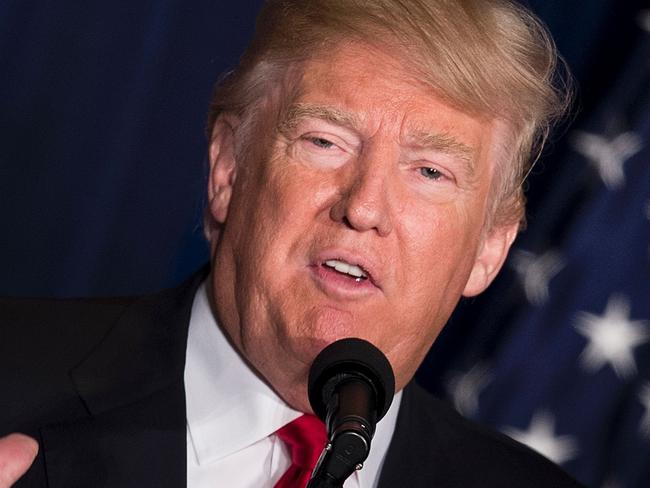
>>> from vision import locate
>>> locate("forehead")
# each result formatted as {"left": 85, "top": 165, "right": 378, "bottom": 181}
{"left": 290, "top": 42, "right": 497, "bottom": 161}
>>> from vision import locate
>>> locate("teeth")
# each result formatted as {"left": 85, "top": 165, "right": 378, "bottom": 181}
{"left": 324, "top": 259, "right": 367, "bottom": 279}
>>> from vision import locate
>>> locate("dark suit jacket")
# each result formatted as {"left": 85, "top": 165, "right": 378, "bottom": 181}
{"left": 1, "top": 270, "right": 582, "bottom": 487}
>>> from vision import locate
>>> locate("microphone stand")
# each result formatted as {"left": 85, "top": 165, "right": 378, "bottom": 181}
{"left": 306, "top": 378, "right": 375, "bottom": 488}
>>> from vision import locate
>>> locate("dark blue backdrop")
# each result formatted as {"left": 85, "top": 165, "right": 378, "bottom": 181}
{"left": 2, "top": 2, "right": 649, "bottom": 487}
{"left": 1, "top": 1, "right": 262, "bottom": 295}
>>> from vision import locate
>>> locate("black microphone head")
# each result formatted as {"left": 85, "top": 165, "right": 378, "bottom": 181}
{"left": 308, "top": 338, "right": 395, "bottom": 423}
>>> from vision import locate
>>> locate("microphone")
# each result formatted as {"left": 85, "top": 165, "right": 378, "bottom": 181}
{"left": 306, "top": 338, "right": 395, "bottom": 488}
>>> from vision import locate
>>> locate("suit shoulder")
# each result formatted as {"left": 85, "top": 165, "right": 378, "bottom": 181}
{"left": 380, "top": 383, "right": 584, "bottom": 487}
{"left": 0, "top": 268, "right": 206, "bottom": 434}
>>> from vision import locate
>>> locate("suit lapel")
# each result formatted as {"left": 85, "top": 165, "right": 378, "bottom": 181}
{"left": 40, "top": 268, "right": 207, "bottom": 488}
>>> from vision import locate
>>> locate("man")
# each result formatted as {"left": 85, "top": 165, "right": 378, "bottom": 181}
{"left": 1, "top": 0, "right": 580, "bottom": 486}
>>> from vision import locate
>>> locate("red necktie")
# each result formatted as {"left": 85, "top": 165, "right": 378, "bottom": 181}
{"left": 274, "top": 414, "right": 328, "bottom": 488}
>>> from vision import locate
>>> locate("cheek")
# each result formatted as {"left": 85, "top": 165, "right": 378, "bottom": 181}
{"left": 230, "top": 163, "right": 300, "bottom": 245}
{"left": 400, "top": 203, "right": 473, "bottom": 263}
{"left": 261, "top": 159, "right": 330, "bottom": 216}
{"left": 397, "top": 206, "right": 482, "bottom": 311}
{"left": 230, "top": 163, "right": 329, "bottom": 299}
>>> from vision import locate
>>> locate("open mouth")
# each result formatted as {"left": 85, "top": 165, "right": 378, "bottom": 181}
{"left": 322, "top": 259, "right": 369, "bottom": 282}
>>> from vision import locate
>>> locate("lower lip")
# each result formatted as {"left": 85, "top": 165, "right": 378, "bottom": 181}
{"left": 310, "top": 264, "right": 378, "bottom": 297}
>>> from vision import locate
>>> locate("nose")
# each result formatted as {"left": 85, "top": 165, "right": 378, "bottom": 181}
{"left": 329, "top": 151, "right": 393, "bottom": 237}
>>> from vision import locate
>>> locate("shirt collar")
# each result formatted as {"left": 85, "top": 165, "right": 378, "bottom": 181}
{"left": 184, "top": 282, "right": 302, "bottom": 465}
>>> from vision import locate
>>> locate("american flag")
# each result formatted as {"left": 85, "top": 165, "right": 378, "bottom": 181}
{"left": 419, "top": 8, "right": 650, "bottom": 488}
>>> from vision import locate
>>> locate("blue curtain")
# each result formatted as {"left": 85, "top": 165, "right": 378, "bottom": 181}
{"left": 1, "top": 1, "right": 262, "bottom": 296}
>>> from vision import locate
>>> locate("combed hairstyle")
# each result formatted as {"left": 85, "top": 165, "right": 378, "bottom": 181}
{"left": 207, "top": 0, "right": 572, "bottom": 230}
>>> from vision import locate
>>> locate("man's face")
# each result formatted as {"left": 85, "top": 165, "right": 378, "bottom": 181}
{"left": 208, "top": 42, "right": 516, "bottom": 411}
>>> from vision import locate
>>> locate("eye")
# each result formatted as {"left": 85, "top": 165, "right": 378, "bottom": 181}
{"left": 419, "top": 167, "right": 445, "bottom": 180}
{"left": 306, "top": 136, "right": 335, "bottom": 149}
{"left": 292, "top": 133, "right": 351, "bottom": 170}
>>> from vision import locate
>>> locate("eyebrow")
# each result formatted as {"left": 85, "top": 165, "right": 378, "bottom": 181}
{"left": 278, "top": 103, "right": 360, "bottom": 135}
{"left": 278, "top": 102, "right": 476, "bottom": 175}
{"left": 407, "top": 130, "right": 476, "bottom": 175}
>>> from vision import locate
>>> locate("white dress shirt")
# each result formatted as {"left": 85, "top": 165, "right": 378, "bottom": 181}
{"left": 184, "top": 282, "right": 402, "bottom": 488}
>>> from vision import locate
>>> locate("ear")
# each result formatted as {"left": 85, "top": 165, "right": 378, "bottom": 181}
{"left": 208, "top": 114, "right": 239, "bottom": 223}
{"left": 462, "top": 222, "right": 518, "bottom": 297}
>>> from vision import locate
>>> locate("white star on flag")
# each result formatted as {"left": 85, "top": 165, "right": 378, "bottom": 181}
{"left": 570, "top": 131, "right": 643, "bottom": 189}
{"left": 503, "top": 411, "right": 579, "bottom": 465}
{"left": 446, "top": 362, "right": 492, "bottom": 417}
{"left": 639, "top": 383, "right": 650, "bottom": 438}
{"left": 511, "top": 249, "right": 564, "bottom": 306}
{"left": 574, "top": 295, "right": 650, "bottom": 379}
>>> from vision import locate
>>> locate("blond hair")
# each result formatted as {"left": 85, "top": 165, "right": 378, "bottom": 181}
{"left": 207, "top": 0, "right": 572, "bottom": 229}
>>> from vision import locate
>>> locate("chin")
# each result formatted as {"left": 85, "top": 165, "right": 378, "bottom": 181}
{"left": 293, "top": 334, "right": 332, "bottom": 360}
